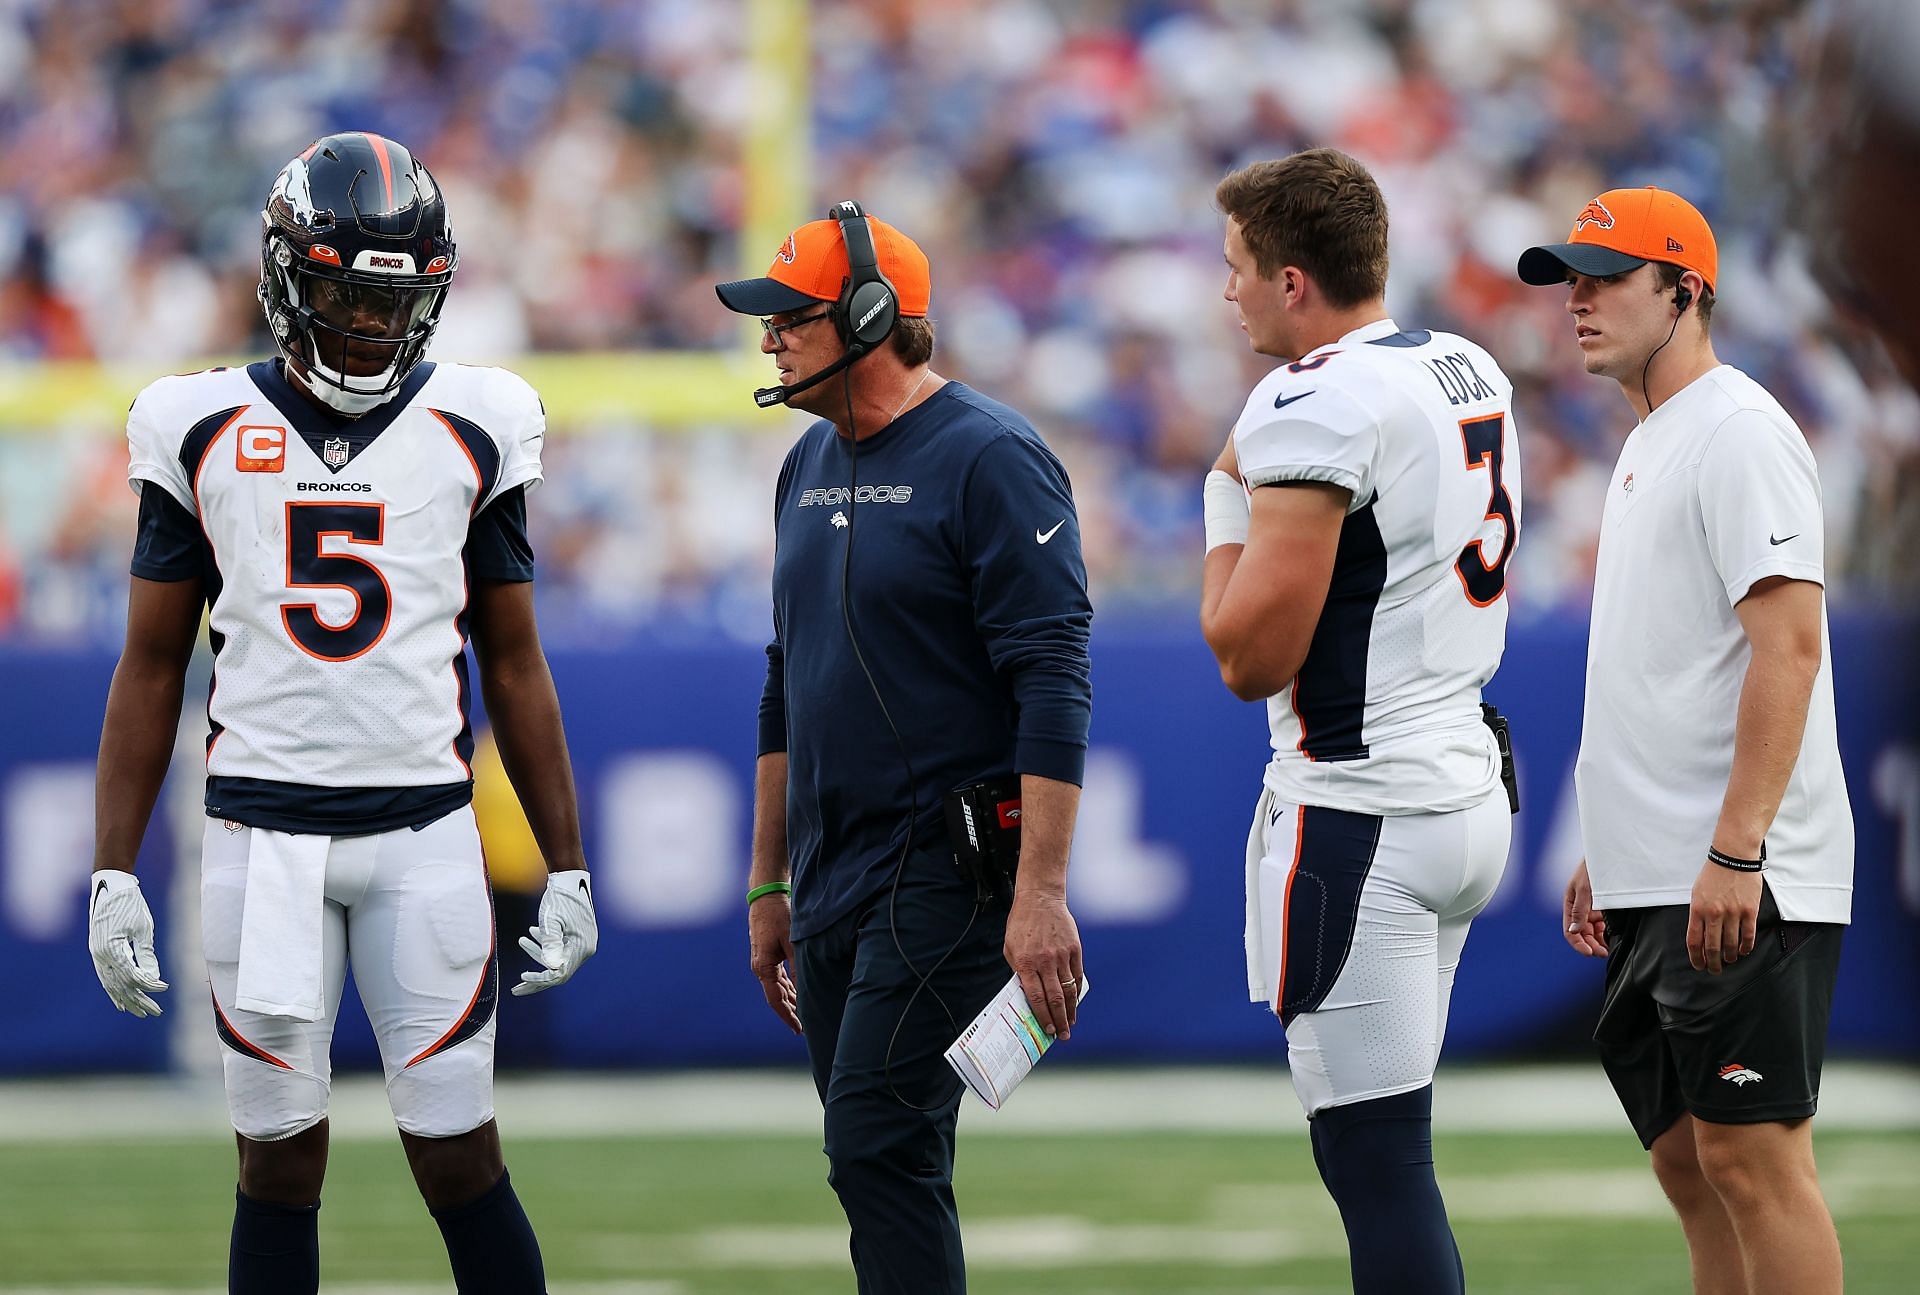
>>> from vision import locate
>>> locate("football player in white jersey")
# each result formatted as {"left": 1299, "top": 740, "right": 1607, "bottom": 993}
{"left": 1200, "top": 148, "right": 1521, "bottom": 1294}
{"left": 86, "top": 132, "right": 596, "bottom": 1295}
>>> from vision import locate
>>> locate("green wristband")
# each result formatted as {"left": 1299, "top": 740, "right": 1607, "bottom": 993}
{"left": 746, "top": 881, "right": 792, "bottom": 905}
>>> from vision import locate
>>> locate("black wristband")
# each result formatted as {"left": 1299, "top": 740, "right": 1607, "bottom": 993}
{"left": 1707, "top": 844, "right": 1765, "bottom": 873}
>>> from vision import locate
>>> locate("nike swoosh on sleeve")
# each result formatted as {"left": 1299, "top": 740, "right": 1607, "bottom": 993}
{"left": 1036, "top": 520, "right": 1066, "bottom": 544}
{"left": 1273, "top": 390, "right": 1315, "bottom": 410}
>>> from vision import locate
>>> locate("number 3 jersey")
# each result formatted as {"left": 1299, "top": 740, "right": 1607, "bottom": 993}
{"left": 1231, "top": 319, "right": 1521, "bottom": 816}
{"left": 125, "top": 359, "right": 543, "bottom": 833}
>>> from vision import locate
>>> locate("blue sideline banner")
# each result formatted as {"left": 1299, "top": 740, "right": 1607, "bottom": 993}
{"left": 4, "top": 614, "right": 1915, "bottom": 1074}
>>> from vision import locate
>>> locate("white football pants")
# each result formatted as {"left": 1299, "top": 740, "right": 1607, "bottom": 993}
{"left": 1246, "top": 785, "right": 1510, "bottom": 1115}
{"left": 200, "top": 805, "right": 499, "bottom": 1140}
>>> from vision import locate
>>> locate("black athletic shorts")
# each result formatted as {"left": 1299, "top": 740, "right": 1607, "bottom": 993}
{"left": 1594, "top": 884, "right": 1844, "bottom": 1149}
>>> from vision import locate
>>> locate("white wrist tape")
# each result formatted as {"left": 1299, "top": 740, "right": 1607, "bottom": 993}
{"left": 1203, "top": 469, "right": 1251, "bottom": 551}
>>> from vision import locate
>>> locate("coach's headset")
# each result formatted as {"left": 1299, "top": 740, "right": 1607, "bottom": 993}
{"left": 751, "top": 200, "right": 900, "bottom": 408}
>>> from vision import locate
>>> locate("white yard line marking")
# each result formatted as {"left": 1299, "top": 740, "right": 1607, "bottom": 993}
{"left": 1211, "top": 1157, "right": 1920, "bottom": 1226}
{"left": 581, "top": 1220, "right": 1343, "bottom": 1271}
{"left": 3, "top": 1152, "right": 1913, "bottom": 1292}
{"left": 0, "top": 1065, "right": 1914, "bottom": 1143}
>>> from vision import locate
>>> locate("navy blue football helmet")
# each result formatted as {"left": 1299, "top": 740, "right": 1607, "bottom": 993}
{"left": 258, "top": 132, "right": 457, "bottom": 415}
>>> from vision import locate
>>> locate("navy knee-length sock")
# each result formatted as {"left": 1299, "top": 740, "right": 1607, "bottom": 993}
{"left": 430, "top": 1168, "right": 546, "bottom": 1294}
{"left": 1308, "top": 1085, "right": 1464, "bottom": 1294}
{"left": 229, "top": 1188, "right": 319, "bottom": 1295}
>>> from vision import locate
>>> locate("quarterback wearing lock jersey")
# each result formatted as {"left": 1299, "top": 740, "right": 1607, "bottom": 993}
{"left": 87, "top": 133, "right": 594, "bottom": 1295}
{"left": 1234, "top": 331, "right": 1516, "bottom": 818}
{"left": 1201, "top": 150, "right": 1520, "bottom": 1295}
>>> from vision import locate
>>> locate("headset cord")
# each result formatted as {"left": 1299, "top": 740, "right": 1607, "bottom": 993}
{"left": 1639, "top": 306, "right": 1686, "bottom": 416}
{"left": 837, "top": 374, "right": 981, "bottom": 1112}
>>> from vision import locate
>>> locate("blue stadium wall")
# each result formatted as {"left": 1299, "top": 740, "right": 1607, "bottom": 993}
{"left": 5, "top": 613, "right": 1916, "bottom": 1074}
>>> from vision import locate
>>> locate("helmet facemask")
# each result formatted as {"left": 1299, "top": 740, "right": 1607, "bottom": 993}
{"left": 260, "top": 232, "right": 451, "bottom": 416}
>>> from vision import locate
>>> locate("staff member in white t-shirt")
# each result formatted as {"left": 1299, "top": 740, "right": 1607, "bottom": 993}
{"left": 1519, "top": 187, "right": 1853, "bottom": 1295}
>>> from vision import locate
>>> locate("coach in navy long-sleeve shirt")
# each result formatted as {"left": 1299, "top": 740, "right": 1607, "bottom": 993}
{"left": 719, "top": 207, "right": 1091, "bottom": 1295}
{"left": 760, "top": 379, "right": 1093, "bottom": 940}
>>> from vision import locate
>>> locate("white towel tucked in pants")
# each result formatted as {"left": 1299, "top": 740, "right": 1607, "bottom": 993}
{"left": 234, "top": 828, "right": 331, "bottom": 1021}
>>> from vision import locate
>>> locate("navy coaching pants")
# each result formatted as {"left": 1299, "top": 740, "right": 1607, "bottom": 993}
{"left": 793, "top": 855, "right": 1010, "bottom": 1295}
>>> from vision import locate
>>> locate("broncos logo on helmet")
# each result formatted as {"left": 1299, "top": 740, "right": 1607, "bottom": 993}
{"left": 269, "top": 157, "right": 320, "bottom": 227}
{"left": 1573, "top": 199, "right": 1616, "bottom": 232}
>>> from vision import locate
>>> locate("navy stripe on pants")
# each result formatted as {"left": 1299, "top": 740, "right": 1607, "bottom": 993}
{"left": 794, "top": 856, "right": 1010, "bottom": 1295}
{"left": 1279, "top": 804, "right": 1382, "bottom": 1027}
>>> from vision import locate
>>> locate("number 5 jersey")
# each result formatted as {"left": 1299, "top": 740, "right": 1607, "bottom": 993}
{"left": 125, "top": 358, "right": 543, "bottom": 833}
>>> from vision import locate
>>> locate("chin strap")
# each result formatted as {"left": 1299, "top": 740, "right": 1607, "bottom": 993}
{"left": 294, "top": 354, "right": 403, "bottom": 416}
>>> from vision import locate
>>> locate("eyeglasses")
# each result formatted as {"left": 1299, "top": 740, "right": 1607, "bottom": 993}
{"left": 761, "top": 309, "right": 832, "bottom": 348}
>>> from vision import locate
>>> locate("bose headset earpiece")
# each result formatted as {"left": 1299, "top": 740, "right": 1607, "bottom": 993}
{"left": 1643, "top": 276, "right": 1697, "bottom": 412}
{"left": 829, "top": 199, "right": 900, "bottom": 357}
{"left": 751, "top": 200, "right": 901, "bottom": 407}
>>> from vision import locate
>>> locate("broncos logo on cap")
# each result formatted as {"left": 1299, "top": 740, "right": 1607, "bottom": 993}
{"left": 1574, "top": 199, "right": 1616, "bottom": 232}
{"left": 776, "top": 233, "right": 797, "bottom": 265}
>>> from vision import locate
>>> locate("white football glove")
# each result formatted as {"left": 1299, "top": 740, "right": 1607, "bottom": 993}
{"left": 513, "top": 869, "right": 598, "bottom": 996}
{"left": 88, "top": 870, "right": 168, "bottom": 1017}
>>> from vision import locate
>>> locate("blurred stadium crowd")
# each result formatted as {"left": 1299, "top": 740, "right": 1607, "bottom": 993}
{"left": 0, "top": 0, "right": 1914, "bottom": 645}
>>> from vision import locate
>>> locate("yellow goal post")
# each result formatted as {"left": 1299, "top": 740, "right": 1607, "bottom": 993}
{"left": 0, "top": 0, "right": 810, "bottom": 436}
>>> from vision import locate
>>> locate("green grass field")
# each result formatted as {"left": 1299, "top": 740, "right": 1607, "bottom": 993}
{"left": 1, "top": 1129, "right": 1914, "bottom": 1293}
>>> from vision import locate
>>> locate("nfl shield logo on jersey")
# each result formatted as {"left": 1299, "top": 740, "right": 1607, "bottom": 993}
{"left": 323, "top": 437, "right": 350, "bottom": 469}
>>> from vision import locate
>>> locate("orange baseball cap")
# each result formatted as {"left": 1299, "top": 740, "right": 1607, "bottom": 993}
{"left": 1518, "top": 186, "right": 1717, "bottom": 294}
{"left": 716, "top": 213, "right": 932, "bottom": 318}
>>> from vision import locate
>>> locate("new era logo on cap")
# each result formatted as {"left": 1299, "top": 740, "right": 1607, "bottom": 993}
{"left": 1667, "top": 237, "right": 1684, "bottom": 252}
